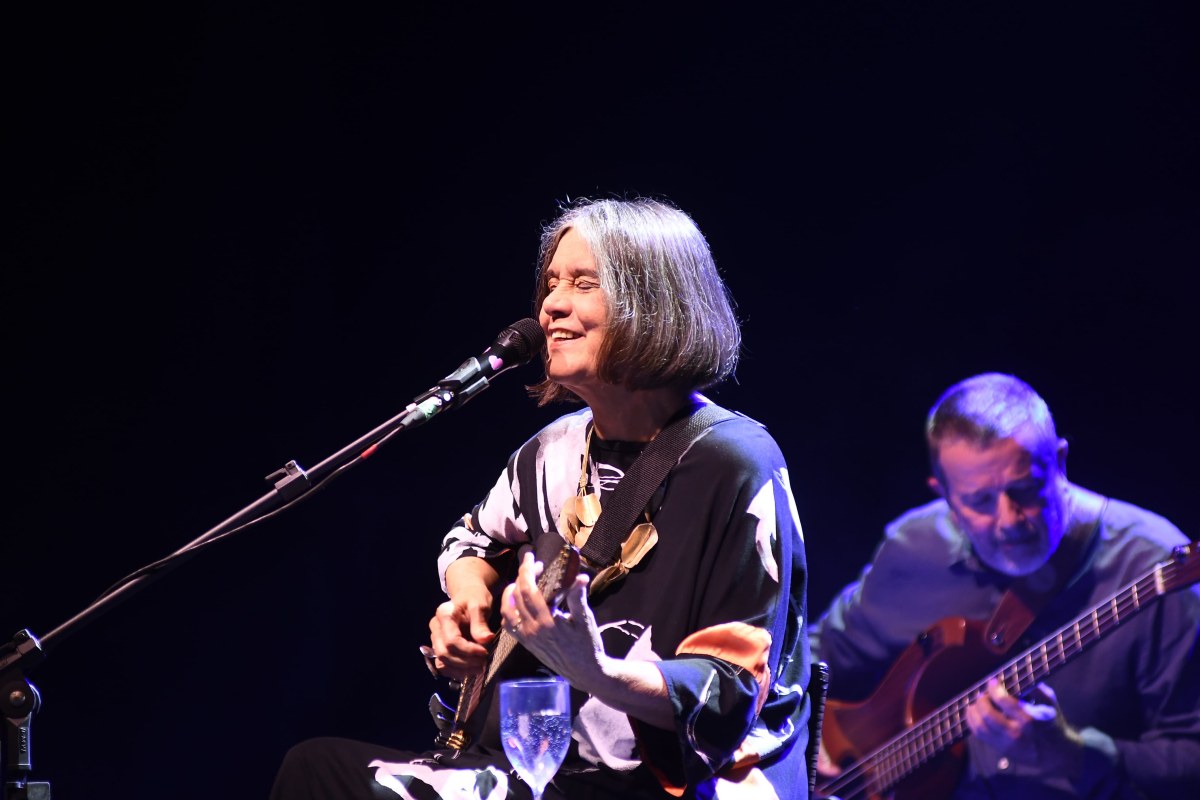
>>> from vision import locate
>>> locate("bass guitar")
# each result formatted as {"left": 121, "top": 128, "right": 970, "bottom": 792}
{"left": 431, "top": 544, "right": 582, "bottom": 750}
{"left": 817, "top": 542, "right": 1199, "bottom": 800}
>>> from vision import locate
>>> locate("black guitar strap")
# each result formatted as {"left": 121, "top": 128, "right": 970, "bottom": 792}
{"left": 578, "top": 400, "right": 738, "bottom": 570}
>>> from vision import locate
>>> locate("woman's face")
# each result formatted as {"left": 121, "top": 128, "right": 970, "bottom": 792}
{"left": 539, "top": 228, "right": 608, "bottom": 399}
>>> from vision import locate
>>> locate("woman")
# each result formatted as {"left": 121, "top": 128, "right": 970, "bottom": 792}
{"left": 271, "top": 198, "right": 812, "bottom": 799}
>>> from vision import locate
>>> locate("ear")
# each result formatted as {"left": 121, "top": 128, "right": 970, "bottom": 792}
{"left": 1056, "top": 438, "right": 1069, "bottom": 474}
{"left": 927, "top": 475, "right": 945, "bottom": 497}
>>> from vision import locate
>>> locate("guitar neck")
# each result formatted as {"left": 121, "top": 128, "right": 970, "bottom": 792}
{"left": 484, "top": 625, "right": 521, "bottom": 684}
{"left": 851, "top": 544, "right": 1196, "bottom": 794}
{"left": 480, "top": 546, "right": 580, "bottom": 681}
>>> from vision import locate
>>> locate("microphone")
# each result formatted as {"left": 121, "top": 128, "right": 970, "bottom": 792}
{"left": 411, "top": 318, "right": 546, "bottom": 416}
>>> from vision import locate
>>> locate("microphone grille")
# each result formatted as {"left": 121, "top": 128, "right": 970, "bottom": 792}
{"left": 503, "top": 317, "right": 546, "bottom": 361}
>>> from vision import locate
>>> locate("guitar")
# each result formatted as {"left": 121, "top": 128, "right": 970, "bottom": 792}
{"left": 817, "top": 542, "right": 1200, "bottom": 800}
{"left": 431, "top": 544, "right": 582, "bottom": 750}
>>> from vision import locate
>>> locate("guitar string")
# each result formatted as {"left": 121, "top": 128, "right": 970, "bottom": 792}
{"left": 818, "top": 557, "right": 1184, "bottom": 800}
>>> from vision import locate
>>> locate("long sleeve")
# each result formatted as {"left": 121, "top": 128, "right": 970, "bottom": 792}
{"left": 437, "top": 409, "right": 592, "bottom": 592}
{"left": 629, "top": 422, "right": 811, "bottom": 795}
{"left": 1068, "top": 584, "right": 1200, "bottom": 799}
{"left": 810, "top": 500, "right": 1003, "bottom": 700}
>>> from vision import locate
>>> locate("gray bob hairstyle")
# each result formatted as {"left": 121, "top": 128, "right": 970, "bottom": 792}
{"left": 530, "top": 198, "right": 741, "bottom": 405}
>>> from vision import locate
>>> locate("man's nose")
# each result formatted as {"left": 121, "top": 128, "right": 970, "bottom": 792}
{"left": 997, "top": 492, "right": 1025, "bottom": 528}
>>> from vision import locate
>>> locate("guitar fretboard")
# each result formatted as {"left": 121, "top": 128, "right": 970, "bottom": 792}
{"left": 484, "top": 549, "right": 574, "bottom": 684}
{"left": 484, "top": 626, "right": 520, "bottom": 683}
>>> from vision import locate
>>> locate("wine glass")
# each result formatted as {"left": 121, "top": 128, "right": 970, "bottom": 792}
{"left": 499, "top": 677, "right": 572, "bottom": 800}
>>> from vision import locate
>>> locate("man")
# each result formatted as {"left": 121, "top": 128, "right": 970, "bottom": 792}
{"left": 811, "top": 373, "right": 1200, "bottom": 799}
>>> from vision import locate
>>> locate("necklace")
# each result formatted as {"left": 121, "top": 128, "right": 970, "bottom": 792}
{"left": 558, "top": 423, "right": 659, "bottom": 595}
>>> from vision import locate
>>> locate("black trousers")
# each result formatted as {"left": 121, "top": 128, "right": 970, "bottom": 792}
{"left": 270, "top": 738, "right": 406, "bottom": 800}
{"left": 268, "top": 737, "right": 663, "bottom": 800}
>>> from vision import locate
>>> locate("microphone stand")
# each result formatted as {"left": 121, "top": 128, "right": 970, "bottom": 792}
{"left": 1, "top": 368, "right": 498, "bottom": 800}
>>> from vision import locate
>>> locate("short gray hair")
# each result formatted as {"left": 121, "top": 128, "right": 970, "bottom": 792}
{"left": 926, "top": 373, "right": 1058, "bottom": 477}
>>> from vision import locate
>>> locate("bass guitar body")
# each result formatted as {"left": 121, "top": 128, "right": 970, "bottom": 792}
{"left": 821, "top": 616, "right": 999, "bottom": 800}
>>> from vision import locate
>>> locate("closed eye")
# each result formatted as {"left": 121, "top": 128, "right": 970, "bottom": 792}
{"left": 1006, "top": 482, "right": 1044, "bottom": 506}
{"left": 546, "top": 276, "right": 599, "bottom": 293}
{"left": 962, "top": 493, "right": 996, "bottom": 513}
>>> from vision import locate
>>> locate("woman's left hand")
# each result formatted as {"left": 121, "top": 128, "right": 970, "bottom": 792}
{"left": 500, "top": 551, "right": 605, "bottom": 689}
{"left": 501, "top": 551, "right": 675, "bottom": 729}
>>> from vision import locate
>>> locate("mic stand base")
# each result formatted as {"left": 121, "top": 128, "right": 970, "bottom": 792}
{"left": 5, "top": 783, "right": 50, "bottom": 800}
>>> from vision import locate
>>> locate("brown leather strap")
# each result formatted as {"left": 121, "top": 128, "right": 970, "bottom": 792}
{"left": 983, "top": 489, "right": 1108, "bottom": 654}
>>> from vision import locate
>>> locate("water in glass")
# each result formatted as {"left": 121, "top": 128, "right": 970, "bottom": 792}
{"left": 499, "top": 677, "right": 571, "bottom": 800}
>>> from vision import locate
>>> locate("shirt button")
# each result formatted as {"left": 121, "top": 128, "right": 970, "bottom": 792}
{"left": 997, "top": 757, "right": 1011, "bottom": 771}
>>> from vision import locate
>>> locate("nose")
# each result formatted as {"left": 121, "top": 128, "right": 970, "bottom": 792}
{"left": 997, "top": 492, "right": 1025, "bottom": 529}
{"left": 541, "top": 283, "right": 571, "bottom": 319}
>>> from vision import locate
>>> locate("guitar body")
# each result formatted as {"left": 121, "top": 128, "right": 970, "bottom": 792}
{"left": 440, "top": 635, "right": 547, "bottom": 750}
{"left": 821, "top": 617, "right": 1002, "bottom": 800}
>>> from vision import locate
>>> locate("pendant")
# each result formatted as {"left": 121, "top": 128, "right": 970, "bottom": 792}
{"left": 590, "top": 522, "right": 659, "bottom": 595}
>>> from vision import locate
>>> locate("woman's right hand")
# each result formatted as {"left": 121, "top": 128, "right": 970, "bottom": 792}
{"left": 427, "top": 587, "right": 495, "bottom": 681}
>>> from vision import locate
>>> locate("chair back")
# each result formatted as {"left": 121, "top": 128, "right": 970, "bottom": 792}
{"left": 806, "top": 661, "right": 831, "bottom": 799}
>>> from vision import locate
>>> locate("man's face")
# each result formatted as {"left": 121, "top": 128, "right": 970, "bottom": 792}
{"left": 930, "top": 433, "right": 1069, "bottom": 576}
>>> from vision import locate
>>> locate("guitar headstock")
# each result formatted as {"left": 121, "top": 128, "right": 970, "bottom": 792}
{"left": 1164, "top": 542, "right": 1200, "bottom": 592}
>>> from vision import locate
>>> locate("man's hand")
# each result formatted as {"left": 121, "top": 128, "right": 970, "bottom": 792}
{"left": 965, "top": 679, "right": 1085, "bottom": 774}
{"left": 816, "top": 739, "right": 842, "bottom": 779}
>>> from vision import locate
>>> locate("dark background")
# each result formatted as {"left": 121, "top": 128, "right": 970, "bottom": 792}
{"left": 5, "top": 2, "right": 1198, "bottom": 796}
